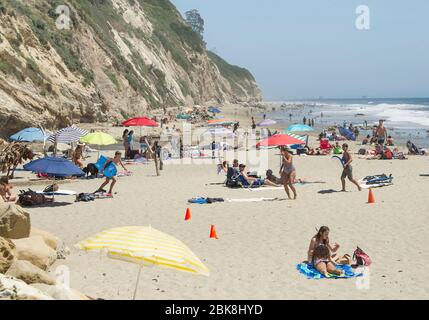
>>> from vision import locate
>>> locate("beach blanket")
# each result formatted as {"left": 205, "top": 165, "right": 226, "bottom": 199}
{"left": 296, "top": 263, "right": 363, "bottom": 279}
{"left": 117, "top": 171, "right": 132, "bottom": 177}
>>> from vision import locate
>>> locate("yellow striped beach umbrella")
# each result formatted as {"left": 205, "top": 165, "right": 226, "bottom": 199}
{"left": 76, "top": 226, "right": 209, "bottom": 299}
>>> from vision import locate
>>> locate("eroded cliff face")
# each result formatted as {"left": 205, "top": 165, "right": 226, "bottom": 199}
{"left": 0, "top": 0, "right": 261, "bottom": 136}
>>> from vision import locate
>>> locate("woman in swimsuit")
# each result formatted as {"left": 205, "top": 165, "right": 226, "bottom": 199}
{"left": 312, "top": 244, "right": 344, "bottom": 277}
{"left": 280, "top": 147, "right": 297, "bottom": 199}
{"left": 72, "top": 143, "right": 84, "bottom": 168}
{"left": 307, "top": 226, "right": 351, "bottom": 265}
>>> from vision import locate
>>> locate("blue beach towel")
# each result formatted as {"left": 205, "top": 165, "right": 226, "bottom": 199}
{"left": 188, "top": 197, "right": 209, "bottom": 204}
{"left": 296, "top": 263, "right": 363, "bottom": 279}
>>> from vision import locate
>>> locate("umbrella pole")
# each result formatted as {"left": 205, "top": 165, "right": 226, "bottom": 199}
{"left": 133, "top": 264, "right": 143, "bottom": 300}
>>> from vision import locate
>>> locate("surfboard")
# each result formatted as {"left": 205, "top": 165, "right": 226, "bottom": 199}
{"left": 339, "top": 127, "right": 356, "bottom": 141}
{"left": 36, "top": 190, "right": 77, "bottom": 196}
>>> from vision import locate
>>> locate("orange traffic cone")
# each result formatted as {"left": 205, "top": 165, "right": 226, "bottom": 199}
{"left": 210, "top": 225, "right": 218, "bottom": 239}
{"left": 368, "top": 188, "right": 375, "bottom": 204}
{"left": 185, "top": 208, "right": 191, "bottom": 221}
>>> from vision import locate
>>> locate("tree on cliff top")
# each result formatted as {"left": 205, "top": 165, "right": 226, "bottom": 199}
{"left": 185, "top": 9, "right": 204, "bottom": 39}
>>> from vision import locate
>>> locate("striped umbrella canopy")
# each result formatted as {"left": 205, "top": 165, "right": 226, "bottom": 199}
{"left": 76, "top": 226, "right": 209, "bottom": 299}
{"left": 282, "top": 132, "right": 307, "bottom": 143}
{"left": 47, "top": 125, "right": 89, "bottom": 144}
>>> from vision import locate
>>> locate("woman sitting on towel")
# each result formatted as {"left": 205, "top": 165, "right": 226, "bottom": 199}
{"left": 0, "top": 177, "right": 16, "bottom": 203}
{"left": 312, "top": 245, "right": 344, "bottom": 277}
{"left": 307, "top": 226, "right": 351, "bottom": 265}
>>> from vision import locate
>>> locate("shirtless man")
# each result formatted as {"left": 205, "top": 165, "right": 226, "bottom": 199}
{"left": 72, "top": 143, "right": 85, "bottom": 168}
{"left": 96, "top": 151, "right": 129, "bottom": 196}
{"left": 375, "top": 120, "right": 388, "bottom": 145}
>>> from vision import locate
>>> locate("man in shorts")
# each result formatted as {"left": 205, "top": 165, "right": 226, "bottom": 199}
{"left": 341, "top": 144, "right": 362, "bottom": 192}
{"left": 375, "top": 120, "right": 388, "bottom": 145}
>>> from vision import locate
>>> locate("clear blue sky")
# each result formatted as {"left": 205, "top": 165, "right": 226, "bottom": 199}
{"left": 171, "top": 0, "right": 429, "bottom": 100}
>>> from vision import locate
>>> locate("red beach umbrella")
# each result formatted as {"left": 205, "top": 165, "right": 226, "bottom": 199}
{"left": 122, "top": 117, "right": 159, "bottom": 127}
{"left": 256, "top": 134, "right": 306, "bottom": 148}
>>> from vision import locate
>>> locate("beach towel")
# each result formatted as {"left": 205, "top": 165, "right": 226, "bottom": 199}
{"left": 296, "top": 263, "right": 362, "bottom": 279}
{"left": 188, "top": 197, "right": 225, "bottom": 204}
{"left": 117, "top": 171, "right": 132, "bottom": 177}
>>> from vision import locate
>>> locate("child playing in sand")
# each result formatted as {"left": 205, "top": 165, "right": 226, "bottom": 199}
{"left": 0, "top": 177, "right": 16, "bottom": 203}
{"left": 96, "top": 151, "right": 129, "bottom": 196}
{"left": 312, "top": 245, "right": 344, "bottom": 277}
{"left": 341, "top": 144, "right": 362, "bottom": 192}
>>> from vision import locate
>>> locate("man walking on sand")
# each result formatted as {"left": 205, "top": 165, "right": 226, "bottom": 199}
{"left": 341, "top": 144, "right": 362, "bottom": 192}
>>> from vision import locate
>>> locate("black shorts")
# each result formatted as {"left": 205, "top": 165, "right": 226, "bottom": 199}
{"left": 377, "top": 137, "right": 385, "bottom": 144}
{"left": 341, "top": 166, "right": 353, "bottom": 180}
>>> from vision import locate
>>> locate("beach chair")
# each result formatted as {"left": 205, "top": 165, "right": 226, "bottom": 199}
{"left": 319, "top": 139, "right": 332, "bottom": 153}
{"left": 406, "top": 141, "right": 426, "bottom": 155}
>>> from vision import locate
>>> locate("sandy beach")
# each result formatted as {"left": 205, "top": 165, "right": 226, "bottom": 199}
{"left": 8, "top": 104, "right": 427, "bottom": 300}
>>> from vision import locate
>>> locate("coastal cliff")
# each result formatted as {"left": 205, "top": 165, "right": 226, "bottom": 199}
{"left": 0, "top": 0, "right": 261, "bottom": 136}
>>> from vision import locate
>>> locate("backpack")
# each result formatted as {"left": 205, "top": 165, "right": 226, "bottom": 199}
{"left": 353, "top": 246, "right": 372, "bottom": 266}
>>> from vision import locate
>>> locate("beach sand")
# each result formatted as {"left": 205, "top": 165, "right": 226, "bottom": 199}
{"left": 14, "top": 105, "right": 429, "bottom": 300}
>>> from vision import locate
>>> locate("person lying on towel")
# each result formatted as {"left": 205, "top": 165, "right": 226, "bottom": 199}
{"left": 239, "top": 164, "right": 280, "bottom": 187}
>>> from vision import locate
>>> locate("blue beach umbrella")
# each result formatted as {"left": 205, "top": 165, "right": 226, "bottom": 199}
{"left": 10, "top": 128, "right": 47, "bottom": 142}
{"left": 285, "top": 124, "right": 314, "bottom": 132}
{"left": 24, "top": 157, "right": 85, "bottom": 177}
{"left": 208, "top": 107, "right": 221, "bottom": 114}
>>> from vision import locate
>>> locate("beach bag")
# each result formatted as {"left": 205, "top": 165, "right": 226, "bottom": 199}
{"left": 353, "top": 247, "right": 372, "bottom": 266}
{"left": 17, "top": 189, "right": 52, "bottom": 207}
{"left": 382, "top": 150, "right": 393, "bottom": 160}
{"left": 358, "top": 148, "right": 366, "bottom": 155}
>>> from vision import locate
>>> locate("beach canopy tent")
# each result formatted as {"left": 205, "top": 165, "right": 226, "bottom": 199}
{"left": 208, "top": 107, "right": 221, "bottom": 114}
{"left": 76, "top": 226, "right": 209, "bottom": 299}
{"left": 10, "top": 128, "right": 48, "bottom": 142}
{"left": 122, "top": 117, "right": 159, "bottom": 127}
{"left": 202, "top": 127, "right": 235, "bottom": 138}
{"left": 257, "top": 119, "right": 277, "bottom": 127}
{"left": 23, "top": 157, "right": 85, "bottom": 177}
{"left": 176, "top": 113, "right": 191, "bottom": 120}
{"left": 256, "top": 134, "right": 306, "bottom": 148}
{"left": 286, "top": 124, "right": 314, "bottom": 132}
{"left": 47, "top": 125, "right": 89, "bottom": 144}
{"left": 80, "top": 132, "right": 116, "bottom": 146}
{"left": 207, "top": 119, "right": 237, "bottom": 126}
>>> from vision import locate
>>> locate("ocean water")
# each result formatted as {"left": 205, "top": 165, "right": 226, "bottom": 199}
{"left": 266, "top": 98, "right": 429, "bottom": 148}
